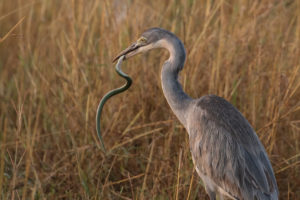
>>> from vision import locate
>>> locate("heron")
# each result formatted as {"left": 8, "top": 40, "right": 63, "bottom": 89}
{"left": 113, "top": 27, "right": 279, "bottom": 200}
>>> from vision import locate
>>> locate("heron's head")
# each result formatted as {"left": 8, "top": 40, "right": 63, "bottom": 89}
{"left": 113, "top": 28, "right": 172, "bottom": 62}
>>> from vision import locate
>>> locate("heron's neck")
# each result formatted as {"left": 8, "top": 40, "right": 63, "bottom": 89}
{"left": 161, "top": 38, "right": 192, "bottom": 127}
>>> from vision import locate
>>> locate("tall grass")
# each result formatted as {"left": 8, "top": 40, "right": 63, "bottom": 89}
{"left": 0, "top": 0, "right": 299, "bottom": 199}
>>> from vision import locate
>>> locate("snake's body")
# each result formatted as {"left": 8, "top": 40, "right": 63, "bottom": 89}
{"left": 96, "top": 56, "right": 131, "bottom": 152}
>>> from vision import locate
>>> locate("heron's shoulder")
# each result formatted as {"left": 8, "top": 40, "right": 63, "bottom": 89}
{"left": 191, "top": 94, "right": 245, "bottom": 123}
{"left": 188, "top": 94, "right": 260, "bottom": 148}
{"left": 195, "top": 94, "right": 236, "bottom": 111}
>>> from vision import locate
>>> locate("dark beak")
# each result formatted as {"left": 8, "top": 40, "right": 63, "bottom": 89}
{"left": 113, "top": 42, "right": 139, "bottom": 63}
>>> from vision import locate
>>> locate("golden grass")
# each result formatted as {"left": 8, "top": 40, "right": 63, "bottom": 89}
{"left": 0, "top": 0, "right": 299, "bottom": 199}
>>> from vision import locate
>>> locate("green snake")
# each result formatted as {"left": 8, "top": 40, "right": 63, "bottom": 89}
{"left": 96, "top": 55, "right": 131, "bottom": 152}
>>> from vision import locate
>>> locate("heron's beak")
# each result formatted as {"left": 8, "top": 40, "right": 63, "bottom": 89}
{"left": 113, "top": 42, "right": 143, "bottom": 63}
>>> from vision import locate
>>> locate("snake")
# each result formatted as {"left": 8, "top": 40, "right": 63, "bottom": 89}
{"left": 96, "top": 55, "right": 132, "bottom": 152}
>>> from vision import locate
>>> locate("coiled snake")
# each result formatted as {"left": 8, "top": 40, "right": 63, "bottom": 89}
{"left": 96, "top": 56, "right": 131, "bottom": 152}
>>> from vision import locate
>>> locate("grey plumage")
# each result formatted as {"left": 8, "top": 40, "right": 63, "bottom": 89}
{"left": 114, "top": 27, "right": 279, "bottom": 200}
{"left": 188, "top": 95, "right": 278, "bottom": 199}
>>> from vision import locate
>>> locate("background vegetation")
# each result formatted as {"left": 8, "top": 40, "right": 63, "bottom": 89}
{"left": 0, "top": 0, "right": 299, "bottom": 199}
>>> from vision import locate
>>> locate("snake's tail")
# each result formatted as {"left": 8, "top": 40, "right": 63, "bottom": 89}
{"left": 96, "top": 99, "right": 107, "bottom": 152}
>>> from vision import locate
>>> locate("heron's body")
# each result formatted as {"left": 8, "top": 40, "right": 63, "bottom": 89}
{"left": 188, "top": 95, "right": 278, "bottom": 199}
{"left": 114, "top": 28, "right": 279, "bottom": 199}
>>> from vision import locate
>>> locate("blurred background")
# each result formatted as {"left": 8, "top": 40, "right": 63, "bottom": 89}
{"left": 0, "top": 0, "right": 299, "bottom": 199}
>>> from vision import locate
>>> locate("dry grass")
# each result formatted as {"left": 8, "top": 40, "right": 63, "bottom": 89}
{"left": 0, "top": 0, "right": 299, "bottom": 199}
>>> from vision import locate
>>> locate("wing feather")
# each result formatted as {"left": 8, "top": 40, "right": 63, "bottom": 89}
{"left": 187, "top": 95, "right": 278, "bottom": 199}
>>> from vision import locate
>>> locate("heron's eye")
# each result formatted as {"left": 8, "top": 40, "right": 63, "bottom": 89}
{"left": 138, "top": 37, "right": 147, "bottom": 44}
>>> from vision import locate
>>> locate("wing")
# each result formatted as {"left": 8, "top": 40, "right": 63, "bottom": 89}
{"left": 187, "top": 95, "right": 278, "bottom": 199}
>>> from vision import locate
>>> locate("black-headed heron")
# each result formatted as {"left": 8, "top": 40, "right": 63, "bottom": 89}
{"left": 113, "top": 28, "right": 279, "bottom": 200}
